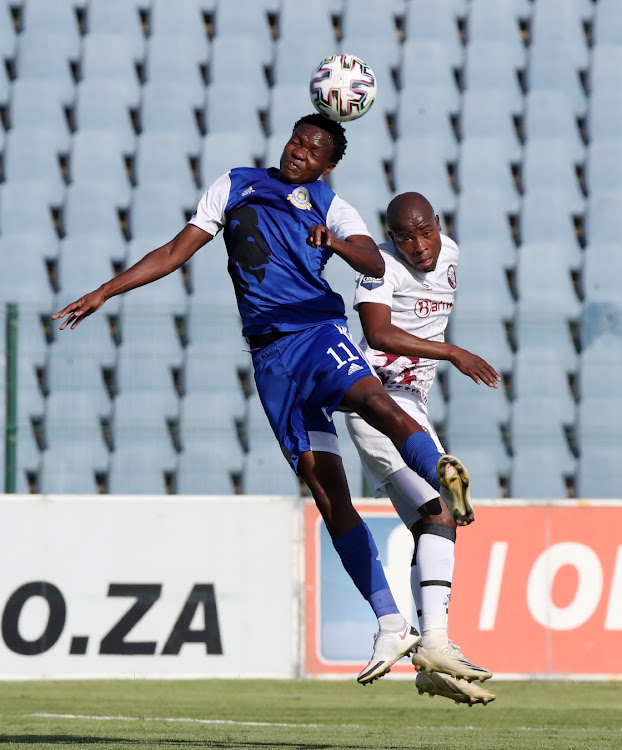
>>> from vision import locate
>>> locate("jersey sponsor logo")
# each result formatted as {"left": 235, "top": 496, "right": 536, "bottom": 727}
{"left": 414, "top": 299, "right": 454, "bottom": 318}
{"left": 360, "top": 275, "right": 384, "bottom": 291}
{"left": 447, "top": 264, "right": 457, "bottom": 289}
{"left": 241, "top": 186, "right": 255, "bottom": 197}
{"left": 287, "top": 186, "right": 313, "bottom": 211}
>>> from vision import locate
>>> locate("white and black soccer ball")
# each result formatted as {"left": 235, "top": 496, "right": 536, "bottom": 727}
{"left": 309, "top": 54, "right": 377, "bottom": 122}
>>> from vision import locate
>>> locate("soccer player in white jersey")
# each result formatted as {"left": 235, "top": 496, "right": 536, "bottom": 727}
{"left": 345, "top": 192, "right": 499, "bottom": 705}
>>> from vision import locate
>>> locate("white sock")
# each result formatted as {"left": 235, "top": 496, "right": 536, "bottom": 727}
{"left": 378, "top": 612, "right": 406, "bottom": 633}
{"left": 417, "top": 526, "right": 455, "bottom": 649}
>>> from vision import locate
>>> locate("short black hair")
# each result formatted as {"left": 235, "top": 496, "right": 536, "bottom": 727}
{"left": 292, "top": 114, "right": 348, "bottom": 164}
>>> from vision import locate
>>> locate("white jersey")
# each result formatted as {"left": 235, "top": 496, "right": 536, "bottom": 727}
{"left": 352, "top": 234, "right": 459, "bottom": 407}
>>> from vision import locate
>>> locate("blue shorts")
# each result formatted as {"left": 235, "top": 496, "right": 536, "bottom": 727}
{"left": 252, "top": 323, "right": 376, "bottom": 472}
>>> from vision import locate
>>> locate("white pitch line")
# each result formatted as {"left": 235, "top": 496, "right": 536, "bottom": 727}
{"left": 29, "top": 713, "right": 359, "bottom": 730}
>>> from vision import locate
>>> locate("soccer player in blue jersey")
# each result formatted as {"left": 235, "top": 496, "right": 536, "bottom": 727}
{"left": 54, "top": 114, "right": 473, "bottom": 684}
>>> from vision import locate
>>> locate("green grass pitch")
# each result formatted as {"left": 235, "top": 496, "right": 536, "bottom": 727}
{"left": 0, "top": 678, "right": 620, "bottom": 749}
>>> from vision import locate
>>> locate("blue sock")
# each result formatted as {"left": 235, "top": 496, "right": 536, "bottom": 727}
{"left": 333, "top": 522, "right": 399, "bottom": 618}
{"left": 400, "top": 432, "right": 442, "bottom": 491}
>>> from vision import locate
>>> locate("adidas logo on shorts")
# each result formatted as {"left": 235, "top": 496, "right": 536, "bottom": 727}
{"left": 348, "top": 363, "right": 364, "bottom": 376}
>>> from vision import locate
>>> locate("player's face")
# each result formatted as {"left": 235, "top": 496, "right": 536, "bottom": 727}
{"left": 389, "top": 213, "right": 443, "bottom": 272}
{"left": 279, "top": 125, "right": 337, "bottom": 184}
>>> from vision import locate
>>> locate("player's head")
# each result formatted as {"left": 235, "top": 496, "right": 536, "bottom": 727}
{"left": 279, "top": 114, "right": 347, "bottom": 184}
{"left": 386, "top": 192, "right": 442, "bottom": 273}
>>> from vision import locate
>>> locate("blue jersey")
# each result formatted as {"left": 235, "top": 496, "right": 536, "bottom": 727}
{"left": 189, "top": 167, "right": 371, "bottom": 336}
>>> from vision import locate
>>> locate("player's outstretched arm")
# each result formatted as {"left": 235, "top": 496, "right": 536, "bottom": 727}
{"left": 53, "top": 225, "right": 212, "bottom": 330}
{"left": 307, "top": 225, "right": 384, "bottom": 277}
{"left": 359, "top": 301, "right": 501, "bottom": 388}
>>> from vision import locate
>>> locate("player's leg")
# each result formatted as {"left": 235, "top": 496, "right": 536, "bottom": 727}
{"left": 297, "top": 448, "right": 421, "bottom": 684}
{"left": 342, "top": 376, "right": 474, "bottom": 526}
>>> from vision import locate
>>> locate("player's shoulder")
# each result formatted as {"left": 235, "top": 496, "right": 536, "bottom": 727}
{"left": 377, "top": 239, "right": 402, "bottom": 265}
{"left": 440, "top": 233, "right": 459, "bottom": 261}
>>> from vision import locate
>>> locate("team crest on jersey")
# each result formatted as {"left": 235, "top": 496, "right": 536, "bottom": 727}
{"left": 447, "top": 264, "right": 457, "bottom": 289}
{"left": 287, "top": 186, "right": 312, "bottom": 210}
{"left": 360, "top": 275, "right": 384, "bottom": 290}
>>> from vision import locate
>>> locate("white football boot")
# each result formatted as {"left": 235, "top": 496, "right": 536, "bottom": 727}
{"left": 412, "top": 641, "right": 493, "bottom": 683}
{"left": 415, "top": 671, "right": 496, "bottom": 706}
{"left": 357, "top": 625, "right": 421, "bottom": 685}
{"left": 437, "top": 455, "right": 474, "bottom": 526}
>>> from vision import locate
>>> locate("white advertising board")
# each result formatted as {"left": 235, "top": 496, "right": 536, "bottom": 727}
{"left": 0, "top": 495, "right": 300, "bottom": 679}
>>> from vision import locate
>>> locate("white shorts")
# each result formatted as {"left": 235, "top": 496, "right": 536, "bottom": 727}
{"left": 345, "top": 390, "right": 445, "bottom": 523}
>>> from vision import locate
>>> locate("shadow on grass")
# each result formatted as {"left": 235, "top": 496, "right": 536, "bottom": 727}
{"left": 0, "top": 737, "right": 335, "bottom": 749}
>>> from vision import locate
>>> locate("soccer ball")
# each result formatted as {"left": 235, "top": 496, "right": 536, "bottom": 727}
{"left": 309, "top": 54, "right": 377, "bottom": 122}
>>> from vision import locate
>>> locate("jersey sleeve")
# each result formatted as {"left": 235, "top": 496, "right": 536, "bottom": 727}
{"left": 352, "top": 254, "right": 399, "bottom": 310}
{"left": 325, "top": 194, "right": 372, "bottom": 240}
{"left": 188, "top": 172, "right": 232, "bottom": 236}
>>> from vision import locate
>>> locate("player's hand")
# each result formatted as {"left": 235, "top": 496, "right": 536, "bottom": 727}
{"left": 307, "top": 224, "right": 333, "bottom": 249}
{"left": 52, "top": 289, "right": 106, "bottom": 330}
{"left": 450, "top": 347, "right": 501, "bottom": 388}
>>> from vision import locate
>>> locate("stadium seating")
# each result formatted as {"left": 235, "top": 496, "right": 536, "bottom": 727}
{"left": 2, "top": 0, "right": 619, "bottom": 500}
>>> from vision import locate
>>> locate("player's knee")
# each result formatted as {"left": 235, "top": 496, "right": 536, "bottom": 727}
{"left": 419, "top": 496, "right": 457, "bottom": 529}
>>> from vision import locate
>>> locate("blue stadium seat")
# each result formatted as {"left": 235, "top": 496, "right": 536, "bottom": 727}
{"left": 578, "top": 396, "right": 622, "bottom": 452}
{"left": 338, "top": 102, "right": 394, "bottom": 161}
{"left": 57, "top": 236, "right": 123, "bottom": 313}
{"left": 0, "top": 249, "right": 55, "bottom": 315}
{"left": 186, "top": 235, "right": 237, "bottom": 306}
{"left": 108, "top": 445, "right": 172, "bottom": 494}
{"left": 9, "top": 80, "right": 71, "bottom": 151}
{"left": 21, "top": 0, "right": 81, "bottom": 41}
{"left": 466, "top": 0, "right": 528, "bottom": 62}
{"left": 183, "top": 349, "right": 245, "bottom": 399}
{"left": 200, "top": 132, "right": 258, "bottom": 189}
{"left": 588, "top": 89, "right": 622, "bottom": 142}
{"left": 452, "top": 245, "right": 515, "bottom": 315}
{"left": 117, "top": 306, "right": 184, "bottom": 367}
{"left": 579, "top": 344, "right": 622, "bottom": 400}
{"left": 581, "top": 298, "right": 622, "bottom": 351}
{"left": 529, "top": 0, "right": 589, "bottom": 68}
{"left": 70, "top": 131, "right": 132, "bottom": 201}
{"left": 44, "top": 392, "right": 111, "bottom": 457}
{"left": 15, "top": 31, "right": 77, "bottom": 105}
{"left": 45, "top": 346, "right": 111, "bottom": 413}
{"left": 405, "top": 0, "right": 464, "bottom": 67}
{"left": 177, "top": 444, "right": 242, "bottom": 495}
{"left": 511, "top": 448, "right": 572, "bottom": 499}
{"left": 39, "top": 445, "right": 106, "bottom": 495}
{"left": 206, "top": 82, "right": 266, "bottom": 154}
{"left": 522, "top": 139, "right": 585, "bottom": 214}
{"left": 445, "top": 391, "right": 511, "bottom": 473}
{"left": 135, "top": 132, "right": 198, "bottom": 197}
{"left": 267, "top": 83, "right": 322, "bottom": 139}
{"left": 586, "top": 141, "right": 622, "bottom": 194}
{"left": 213, "top": 0, "right": 272, "bottom": 46}
{"left": 446, "top": 448, "right": 502, "bottom": 499}
{"left": 448, "top": 314, "right": 514, "bottom": 376}
{"left": 401, "top": 40, "right": 461, "bottom": 99}
{"left": 0, "top": 3, "right": 16, "bottom": 63}
{"left": 459, "top": 90, "right": 522, "bottom": 162}
{"left": 582, "top": 241, "right": 622, "bottom": 301}
{"left": 278, "top": 0, "right": 334, "bottom": 43}
{"left": 125, "top": 240, "right": 189, "bottom": 313}
{"left": 517, "top": 242, "right": 581, "bottom": 316}
{"left": 80, "top": 33, "right": 143, "bottom": 107}
{"left": 394, "top": 136, "right": 457, "bottom": 216}
{"left": 186, "top": 304, "right": 248, "bottom": 371}
{"left": 514, "top": 346, "right": 575, "bottom": 401}
{"left": 114, "top": 347, "right": 178, "bottom": 398}
{"left": 111, "top": 391, "right": 178, "bottom": 460}
{"left": 74, "top": 80, "right": 137, "bottom": 154}
{"left": 86, "top": 0, "right": 145, "bottom": 54}
{"left": 585, "top": 190, "right": 622, "bottom": 245}
{"left": 3, "top": 128, "right": 66, "bottom": 205}
{"left": 145, "top": 34, "right": 207, "bottom": 109}
{"left": 395, "top": 85, "right": 459, "bottom": 149}
{"left": 209, "top": 34, "right": 268, "bottom": 96}
{"left": 523, "top": 90, "right": 585, "bottom": 162}
{"left": 592, "top": 0, "right": 622, "bottom": 45}
{"left": 141, "top": 81, "right": 204, "bottom": 151}
{"left": 150, "top": 0, "right": 211, "bottom": 49}
{"left": 129, "top": 185, "right": 190, "bottom": 242}
{"left": 527, "top": 43, "right": 587, "bottom": 116}
{"left": 463, "top": 41, "right": 525, "bottom": 111}
{"left": 458, "top": 137, "right": 520, "bottom": 213}
{"left": 576, "top": 445, "right": 621, "bottom": 499}
{"left": 49, "top": 310, "right": 117, "bottom": 370}
{"left": 519, "top": 189, "right": 582, "bottom": 257}
{"left": 455, "top": 190, "right": 517, "bottom": 268}
{"left": 0, "top": 182, "right": 59, "bottom": 245}
{"left": 63, "top": 183, "right": 128, "bottom": 244}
